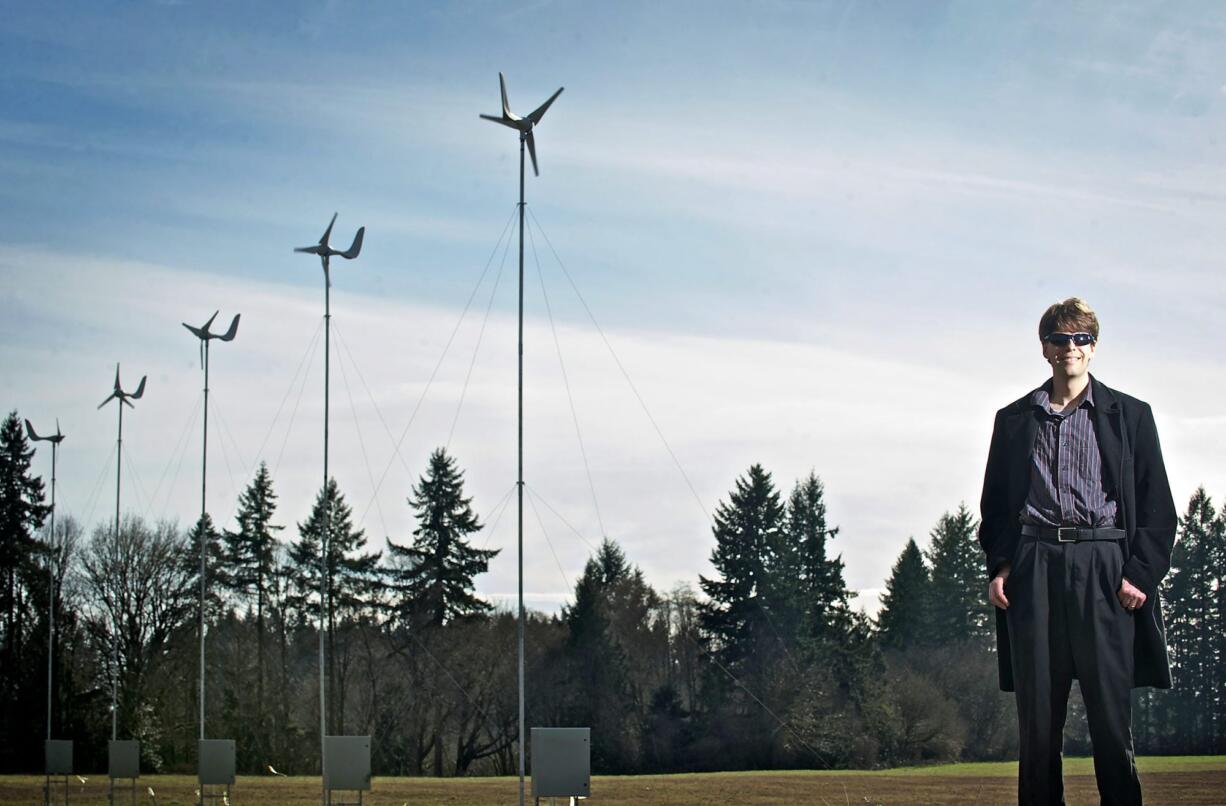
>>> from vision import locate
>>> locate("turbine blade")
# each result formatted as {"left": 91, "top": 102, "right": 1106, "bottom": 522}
{"left": 113, "top": 364, "right": 121, "bottom": 392}
{"left": 294, "top": 245, "right": 322, "bottom": 254}
{"left": 320, "top": 212, "right": 338, "bottom": 248}
{"left": 55, "top": 418, "right": 63, "bottom": 440}
{"left": 219, "top": 314, "right": 241, "bottom": 341}
{"left": 526, "top": 130, "right": 540, "bottom": 176}
{"left": 24, "top": 419, "right": 42, "bottom": 441}
{"left": 183, "top": 323, "right": 205, "bottom": 339}
{"left": 480, "top": 114, "right": 520, "bottom": 130}
{"left": 132, "top": 376, "right": 147, "bottom": 399}
{"left": 341, "top": 227, "right": 364, "bottom": 260}
{"left": 97, "top": 392, "right": 118, "bottom": 410}
{"left": 526, "top": 86, "right": 564, "bottom": 125}
{"left": 122, "top": 397, "right": 135, "bottom": 409}
{"left": 499, "top": 72, "right": 511, "bottom": 118}
{"left": 203, "top": 310, "right": 219, "bottom": 331}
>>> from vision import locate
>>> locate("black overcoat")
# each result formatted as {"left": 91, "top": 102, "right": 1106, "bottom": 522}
{"left": 978, "top": 375, "right": 1177, "bottom": 691}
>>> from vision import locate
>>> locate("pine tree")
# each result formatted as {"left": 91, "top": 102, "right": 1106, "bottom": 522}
{"left": 223, "top": 463, "right": 282, "bottom": 738}
{"left": 783, "top": 472, "right": 851, "bottom": 644}
{"left": 1160, "top": 487, "right": 1219, "bottom": 751}
{"left": 184, "top": 512, "right": 226, "bottom": 620}
{"left": 290, "top": 477, "right": 381, "bottom": 733}
{"left": 0, "top": 410, "right": 49, "bottom": 770}
{"left": 0, "top": 411, "right": 48, "bottom": 660}
{"left": 563, "top": 539, "right": 651, "bottom": 771}
{"left": 698, "top": 464, "right": 786, "bottom": 673}
{"left": 386, "top": 448, "right": 498, "bottom": 628}
{"left": 924, "top": 503, "right": 989, "bottom": 645}
{"left": 225, "top": 463, "right": 282, "bottom": 613}
{"left": 1212, "top": 498, "right": 1226, "bottom": 753}
{"left": 877, "top": 538, "right": 932, "bottom": 651}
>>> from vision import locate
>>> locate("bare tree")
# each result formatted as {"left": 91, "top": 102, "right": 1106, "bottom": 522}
{"left": 79, "top": 516, "right": 195, "bottom": 757}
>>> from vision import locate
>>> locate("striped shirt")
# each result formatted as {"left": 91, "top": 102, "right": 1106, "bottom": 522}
{"left": 1019, "top": 382, "right": 1119, "bottom": 528}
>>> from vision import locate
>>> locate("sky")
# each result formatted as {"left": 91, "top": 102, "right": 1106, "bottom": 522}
{"left": 3, "top": 1, "right": 1225, "bottom": 617}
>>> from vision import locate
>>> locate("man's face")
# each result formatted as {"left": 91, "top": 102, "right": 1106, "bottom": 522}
{"left": 1042, "top": 330, "right": 1096, "bottom": 380}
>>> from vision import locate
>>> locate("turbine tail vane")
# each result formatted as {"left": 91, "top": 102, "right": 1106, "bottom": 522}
{"left": 219, "top": 314, "right": 241, "bottom": 341}
{"left": 341, "top": 227, "right": 364, "bottom": 260}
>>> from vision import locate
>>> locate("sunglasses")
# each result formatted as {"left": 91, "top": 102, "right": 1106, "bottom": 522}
{"left": 1042, "top": 332, "right": 1096, "bottom": 347}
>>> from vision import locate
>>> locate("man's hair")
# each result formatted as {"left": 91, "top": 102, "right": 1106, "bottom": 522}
{"left": 1039, "top": 297, "right": 1099, "bottom": 341}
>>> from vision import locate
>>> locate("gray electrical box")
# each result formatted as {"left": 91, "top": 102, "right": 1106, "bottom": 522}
{"left": 198, "top": 739, "right": 236, "bottom": 785}
{"left": 531, "top": 727, "right": 591, "bottom": 800}
{"left": 323, "top": 735, "right": 371, "bottom": 791}
{"left": 45, "top": 740, "right": 73, "bottom": 775}
{"left": 108, "top": 740, "right": 140, "bottom": 779}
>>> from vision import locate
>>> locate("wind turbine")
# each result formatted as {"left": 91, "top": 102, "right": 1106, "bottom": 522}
{"left": 481, "top": 71, "right": 563, "bottom": 806}
{"left": 182, "top": 310, "right": 240, "bottom": 744}
{"left": 97, "top": 364, "right": 146, "bottom": 741}
{"left": 294, "top": 212, "right": 364, "bottom": 784}
{"left": 25, "top": 419, "right": 65, "bottom": 743}
{"left": 480, "top": 72, "right": 564, "bottom": 177}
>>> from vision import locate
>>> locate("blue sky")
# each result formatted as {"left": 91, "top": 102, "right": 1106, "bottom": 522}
{"left": 3, "top": 1, "right": 1225, "bottom": 614}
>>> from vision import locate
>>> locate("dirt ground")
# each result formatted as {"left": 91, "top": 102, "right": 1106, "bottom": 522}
{"left": 5, "top": 763, "right": 1226, "bottom": 805}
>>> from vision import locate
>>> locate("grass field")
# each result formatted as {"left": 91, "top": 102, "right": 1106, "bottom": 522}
{"left": 4, "top": 756, "right": 1224, "bottom": 805}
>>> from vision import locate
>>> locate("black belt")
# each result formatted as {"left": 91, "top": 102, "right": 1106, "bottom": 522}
{"left": 1021, "top": 524, "right": 1125, "bottom": 543}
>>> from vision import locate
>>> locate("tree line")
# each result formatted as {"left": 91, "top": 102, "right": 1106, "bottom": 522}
{"left": 1, "top": 409, "right": 1222, "bottom": 774}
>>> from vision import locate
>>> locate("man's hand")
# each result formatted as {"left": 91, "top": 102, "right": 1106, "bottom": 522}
{"left": 988, "top": 565, "right": 1010, "bottom": 610}
{"left": 1118, "top": 577, "right": 1147, "bottom": 611}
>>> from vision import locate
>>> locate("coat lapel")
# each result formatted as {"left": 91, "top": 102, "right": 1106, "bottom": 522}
{"left": 1089, "top": 375, "right": 1124, "bottom": 502}
{"left": 1005, "top": 400, "right": 1038, "bottom": 509}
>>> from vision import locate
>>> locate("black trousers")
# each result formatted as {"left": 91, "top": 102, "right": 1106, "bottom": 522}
{"left": 1006, "top": 537, "right": 1142, "bottom": 806}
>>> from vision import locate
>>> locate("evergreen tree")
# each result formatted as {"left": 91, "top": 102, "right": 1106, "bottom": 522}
{"left": 184, "top": 512, "right": 226, "bottom": 621}
{"left": 877, "top": 538, "right": 932, "bottom": 650}
{"left": 563, "top": 539, "right": 654, "bottom": 771}
{"left": 1212, "top": 498, "right": 1226, "bottom": 753}
{"left": 225, "top": 463, "right": 282, "bottom": 614}
{"left": 290, "top": 477, "right": 381, "bottom": 734}
{"left": 0, "top": 411, "right": 48, "bottom": 662}
{"left": 386, "top": 448, "right": 497, "bottom": 628}
{"left": 0, "top": 410, "right": 50, "bottom": 770}
{"left": 783, "top": 472, "right": 851, "bottom": 644}
{"left": 924, "top": 504, "right": 989, "bottom": 644}
{"left": 1160, "top": 487, "right": 1220, "bottom": 751}
{"left": 698, "top": 464, "right": 785, "bottom": 673}
{"left": 290, "top": 477, "right": 381, "bottom": 623}
{"left": 223, "top": 462, "right": 282, "bottom": 751}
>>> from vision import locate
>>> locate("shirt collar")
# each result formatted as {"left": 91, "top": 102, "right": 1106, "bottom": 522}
{"left": 1031, "top": 379, "right": 1095, "bottom": 414}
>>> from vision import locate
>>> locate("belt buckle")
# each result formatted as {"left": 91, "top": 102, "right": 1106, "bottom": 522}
{"left": 1057, "top": 527, "right": 1077, "bottom": 543}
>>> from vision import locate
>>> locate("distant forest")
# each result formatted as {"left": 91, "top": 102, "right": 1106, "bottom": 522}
{"left": 1, "top": 409, "right": 1223, "bottom": 775}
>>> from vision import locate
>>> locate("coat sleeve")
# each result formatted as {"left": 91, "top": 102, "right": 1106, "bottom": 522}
{"left": 979, "top": 408, "right": 1015, "bottom": 579}
{"left": 1121, "top": 402, "right": 1177, "bottom": 596}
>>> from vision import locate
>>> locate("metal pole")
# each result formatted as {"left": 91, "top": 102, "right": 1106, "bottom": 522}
{"left": 113, "top": 401, "right": 123, "bottom": 742}
{"left": 517, "top": 130, "right": 527, "bottom": 806}
{"left": 46, "top": 441, "right": 57, "bottom": 741}
{"left": 200, "top": 340, "right": 210, "bottom": 741}
{"left": 320, "top": 255, "right": 331, "bottom": 793}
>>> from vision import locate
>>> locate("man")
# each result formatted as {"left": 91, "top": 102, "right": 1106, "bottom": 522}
{"left": 978, "top": 298, "right": 1176, "bottom": 805}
